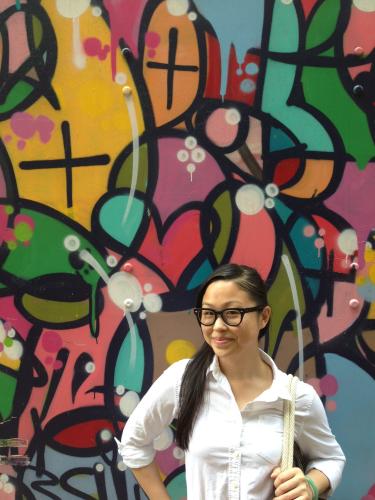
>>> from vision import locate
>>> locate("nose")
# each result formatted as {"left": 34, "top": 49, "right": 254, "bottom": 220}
{"left": 212, "top": 314, "right": 226, "bottom": 328}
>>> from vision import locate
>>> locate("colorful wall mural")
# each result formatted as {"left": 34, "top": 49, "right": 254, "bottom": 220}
{"left": 0, "top": 0, "right": 374, "bottom": 498}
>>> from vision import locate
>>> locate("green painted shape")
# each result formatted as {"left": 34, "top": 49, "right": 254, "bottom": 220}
{"left": 114, "top": 324, "right": 144, "bottom": 393}
{"left": 99, "top": 194, "right": 144, "bottom": 247}
{"left": 187, "top": 260, "right": 213, "bottom": 290}
{"left": 213, "top": 191, "right": 232, "bottom": 262}
{"left": 0, "top": 81, "right": 33, "bottom": 114}
{"left": 270, "top": 127, "right": 296, "bottom": 152}
{"left": 2, "top": 207, "right": 108, "bottom": 280}
{"left": 0, "top": 371, "right": 17, "bottom": 421}
{"left": 115, "top": 143, "right": 149, "bottom": 193}
{"left": 267, "top": 244, "right": 305, "bottom": 356}
{"left": 32, "top": 15, "right": 43, "bottom": 49}
{"left": 305, "top": 0, "right": 341, "bottom": 50}
{"left": 166, "top": 470, "right": 187, "bottom": 500}
{"left": 274, "top": 199, "right": 293, "bottom": 225}
{"left": 268, "top": 0, "right": 299, "bottom": 53}
{"left": 302, "top": 65, "right": 375, "bottom": 168}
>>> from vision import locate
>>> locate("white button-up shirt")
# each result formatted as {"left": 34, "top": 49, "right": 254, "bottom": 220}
{"left": 118, "top": 349, "right": 345, "bottom": 499}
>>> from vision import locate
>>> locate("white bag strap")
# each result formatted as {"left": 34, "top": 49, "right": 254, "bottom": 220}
{"left": 281, "top": 374, "right": 298, "bottom": 471}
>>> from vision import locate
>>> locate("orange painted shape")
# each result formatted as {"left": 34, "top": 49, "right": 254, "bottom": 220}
{"left": 281, "top": 159, "right": 334, "bottom": 198}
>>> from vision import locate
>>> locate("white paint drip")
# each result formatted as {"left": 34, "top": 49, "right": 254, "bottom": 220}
{"left": 281, "top": 254, "right": 304, "bottom": 380}
{"left": 122, "top": 92, "right": 140, "bottom": 225}
{"left": 79, "top": 249, "right": 109, "bottom": 284}
{"left": 72, "top": 17, "right": 86, "bottom": 69}
{"left": 125, "top": 310, "right": 137, "bottom": 371}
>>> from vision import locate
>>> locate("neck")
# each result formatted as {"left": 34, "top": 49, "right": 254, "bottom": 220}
{"left": 218, "top": 348, "right": 268, "bottom": 380}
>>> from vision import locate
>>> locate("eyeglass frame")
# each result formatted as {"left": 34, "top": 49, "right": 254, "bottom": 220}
{"left": 193, "top": 306, "right": 265, "bottom": 327}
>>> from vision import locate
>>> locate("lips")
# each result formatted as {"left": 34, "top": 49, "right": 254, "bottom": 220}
{"left": 212, "top": 337, "right": 233, "bottom": 346}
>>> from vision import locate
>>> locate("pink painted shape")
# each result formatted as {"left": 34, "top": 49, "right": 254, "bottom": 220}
{"left": 317, "top": 282, "right": 364, "bottom": 342}
{"left": 155, "top": 446, "right": 180, "bottom": 476}
{"left": 139, "top": 210, "right": 202, "bottom": 286}
{"left": 344, "top": 7, "right": 375, "bottom": 79}
{"left": 145, "top": 31, "right": 160, "bottom": 48}
{"left": 230, "top": 209, "right": 275, "bottom": 281}
{"left": 153, "top": 138, "right": 225, "bottom": 223}
{"left": 41, "top": 331, "right": 63, "bottom": 353}
{"left": 303, "top": 225, "right": 315, "bottom": 237}
{"left": 11, "top": 112, "right": 35, "bottom": 139}
{"left": 325, "top": 162, "right": 375, "bottom": 269}
{"left": 3, "top": 135, "right": 12, "bottom": 143}
{"left": 7, "top": 10, "right": 30, "bottom": 73}
{"left": 326, "top": 400, "right": 337, "bottom": 412}
{"left": 35, "top": 115, "right": 55, "bottom": 143}
{"left": 15, "top": 214, "right": 35, "bottom": 230}
{"left": 147, "top": 48, "right": 156, "bottom": 58}
{"left": 206, "top": 108, "right": 239, "bottom": 147}
{"left": 83, "top": 37, "right": 110, "bottom": 61}
{"left": 103, "top": 0, "right": 148, "bottom": 77}
{"left": 320, "top": 374, "right": 338, "bottom": 396}
{"left": 0, "top": 296, "right": 32, "bottom": 340}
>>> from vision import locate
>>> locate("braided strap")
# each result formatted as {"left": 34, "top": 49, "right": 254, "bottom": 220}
{"left": 281, "top": 374, "right": 298, "bottom": 471}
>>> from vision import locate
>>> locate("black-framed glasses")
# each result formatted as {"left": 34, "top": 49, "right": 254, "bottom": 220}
{"left": 193, "top": 306, "right": 264, "bottom": 327}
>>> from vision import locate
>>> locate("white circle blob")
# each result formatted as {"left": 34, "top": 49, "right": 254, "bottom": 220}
{"left": 100, "top": 429, "right": 112, "bottom": 442}
{"left": 0, "top": 474, "right": 8, "bottom": 483}
{"left": 337, "top": 229, "right": 358, "bottom": 255}
{"left": 144, "top": 283, "right": 153, "bottom": 292}
{"left": 115, "top": 72, "right": 127, "bottom": 85}
{"left": 166, "top": 0, "right": 189, "bottom": 16}
{"left": 153, "top": 427, "right": 174, "bottom": 451}
{"left": 92, "top": 6, "right": 102, "bottom": 16}
{"left": 185, "top": 136, "right": 197, "bottom": 150}
{"left": 265, "top": 198, "right": 275, "bottom": 209}
{"left": 188, "top": 11, "right": 197, "bottom": 20}
{"left": 85, "top": 362, "right": 95, "bottom": 373}
{"left": 106, "top": 255, "right": 118, "bottom": 268}
{"left": 187, "top": 163, "right": 196, "bottom": 175}
{"left": 119, "top": 391, "right": 140, "bottom": 417}
{"left": 225, "top": 108, "right": 241, "bottom": 125}
{"left": 64, "top": 235, "right": 80, "bottom": 252}
{"left": 139, "top": 311, "right": 147, "bottom": 320}
{"left": 177, "top": 149, "right": 189, "bottom": 162}
{"left": 4, "top": 483, "right": 14, "bottom": 494}
{"left": 95, "top": 463, "right": 104, "bottom": 472}
{"left": 191, "top": 147, "right": 206, "bottom": 163}
{"left": 108, "top": 272, "right": 143, "bottom": 311}
{"left": 281, "top": 0, "right": 293, "bottom": 4}
{"left": 7, "top": 328, "right": 16, "bottom": 338}
{"left": 4, "top": 340, "right": 23, "bottom": 360}
{"left": 265, "top": 183, "right": 279, "bottom": 197}
{"left": 173, "top": 446, "right": 185, "bottom": 459}
{"left": 117, "top": 460, "right": 127, "bottom": 471}
{"left": 353, "top": 0, "right": 375, "bottom": 12}
{"left": 143, "top": 293, "right": 163, "bottom": 313}
{"left": 116, "top": 384, "right": 125, "bottom": 395}
{"left": 56, "top": 0, "right": 91, "bottom": 18}
{"left": 235, "top": 184, "right": 265, "bottom": 215}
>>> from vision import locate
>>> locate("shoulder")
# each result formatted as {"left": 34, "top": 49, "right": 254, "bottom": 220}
{"left": 275, "top": 367, "right": 317, "bottom": 412}
{"left": 160, "top": 358, "right": 191, "bottom": 381}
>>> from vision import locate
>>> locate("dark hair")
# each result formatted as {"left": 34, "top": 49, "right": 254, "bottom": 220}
{"left": 175, "top": 263, "right": 268, "bottom": 450}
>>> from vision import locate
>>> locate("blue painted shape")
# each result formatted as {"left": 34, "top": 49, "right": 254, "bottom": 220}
{"left": 270, "top": 127, "right": 296, "bottom": 152}
{"left": 305, "top": 277, "right": 320, "bottom": 298}
{"left": 166, "top": 469, "right": 187, "bottom": 500}
{"left": 194, "top": 0, "right": 265, "bottom": 97}
{"left": 187, "top": 260, "right": 213, "bottom": 290}
{"left": 114, "top": 323, "right": 144, "bottom": 393}
{"left": 325, "top": 354, "right": 375, "bottom": 499}
{"left": 99, "top": 194, "right": 144, "bottom": 247}
{"left": 290, "top": 217, "right": 322, "bottom": 270}
{"left": 274, "top": 199, "right": 293, "bottom": 224}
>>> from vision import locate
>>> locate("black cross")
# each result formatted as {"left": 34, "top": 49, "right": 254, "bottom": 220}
{"left": 19, "top": 121, "right": 110, "bottom": 208}
{"left": 146, "top": 27, "right": 199, "bottom": 109}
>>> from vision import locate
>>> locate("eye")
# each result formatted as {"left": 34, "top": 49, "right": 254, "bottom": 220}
{"left": 225, "top": 309, "right": 241, "bottom": 318}
{"left": 202, "top": 309, "right": 215, "bottom": 318}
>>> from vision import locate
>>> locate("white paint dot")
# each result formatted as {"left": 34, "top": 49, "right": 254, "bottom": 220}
{"left": 353, "top": 0, "right": 375, "bottom": 12}
{"left": 108, "top": 272, "right": 143, "bottom": 312}
{"left": 225, "top": 108, "right": 241, "bottom": 125}
{"left": 265, "top": 183, "right": 279, "bottom": 197}
{"left": 139, "top": 311, "right": 147, "bottom": 320}
{"left": 3, "top": 483, "right": 14, "bottom": 494}
{"left": 235, "top": 184, "right": 265, "bottom": 215}
{"left": 188, "top": 11, "right": 197, "bottom": 20}
{"left": 106, "top": 255, "right": 118, "bottom": 268}
{"left": 265, "top": 198, "right": 275, "bottom": 209}
{"left": 117, "top": 460, "right": 127, "bottom": 471}
{"left": 281, "top": 0, "right": 293, "bottom": 4}
{"left": 143, "top": 293, "right": 163, "bottom": 313}
{"left": 85, "top": 362, "right": 95, "bottom": 373}
{"left": 191, "top": 147, "right": 206, "bottom": 163}
{"left": 166, "top": 0, "right": 189, "bottom": 16}
{"left": 92, "top": 6, "right": 102, "bottom": 16}
{"left": 56, "top": 0, "right": 91, "bottom": 18}
{"left": 153, "top": 427, "right": 173, "bottom": 451}
{"left": 177, "top": 149, "right": 189, "bottom": 162}
{"left": 337, "top": 229, "right": 358, "bottom": 255}
{"left": 119, "top": 391, "right": 140, "bottom": 417}
{"left": 64, "top": 235, "right": 80, "bottom": 252}
{"left": 4, "top": 340, "right": 23, "bottom": 360}
{"left": 116, "top": 385, "right": 125, "bottom": 395}
{"left": 185, "top": 136, "right": 197, "bottom": 149}
{"left": 7, "top": 328, "right": 16, "bottom": 338}
{"left": 173, "top": 447, "right": 185, "bottom": 459}
{"left": 0, "top": 474, "right": 8, "bottom": 483}
{"left": 187, "top": 163, "right": 196, "bottom": 175}
{"left": 100, "top": 429, "right": 112, "bottom": 442}
{"left": 115, "top": 72, "right": 127, "bottom": 85}
{"left": 144, "top": 283, "right": 153, "bottom": 292}
{"left": 95, "top": 463, "right": 104, "bottom": 472}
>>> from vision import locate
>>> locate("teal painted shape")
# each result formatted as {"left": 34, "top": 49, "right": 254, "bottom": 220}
{"left": 99, "top": 194, "right": 144, "bottom": 247}
{"left": 274, "top": 199, "right": 293, "bottom": 224}
{"left": 114, "top": 323, "right": 144, "bottom": 393}
{"left": 290, "top": 218, "right": 322, "bottom": 270}
{"left": 166, "top": 469, "right": 187, "bottom": 500}
{"left": 325, "top": 354, "right": 375, "bottom": 499}
{"left": 305, "top": 277, "right": 320, "bottom": 299}
{"left": 187, "top": 260, "right": 213, "bottom": 290}
{"left": 262, "top": 0, "right": 333, "bottom": 151}
{"left": 270, "top": 127, "right": 296, "bottom": 152}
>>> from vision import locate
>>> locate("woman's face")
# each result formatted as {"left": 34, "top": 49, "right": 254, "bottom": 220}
{"left": 200, "top": 279, "right": 271, "bottom": 360}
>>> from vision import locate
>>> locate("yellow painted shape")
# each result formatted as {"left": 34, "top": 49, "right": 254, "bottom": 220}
{"left": 165, "top": 339, "right": 196, "bottom": 365}
{"left": 368, "top": 302, "right": 375, "bottom": 319}
{"left": 21, "top": 294, "right": 89, "bottom": 323}
{"left": 365, "top": 247, "right": 375, "bottom": 263}
{"left": 0, "top": 354, "right": 20, "bottom": 371}
{"left": 0, "top": 4, "right": 144, "bottom": 228}
{"left": 281, "top": 159, "right": 334, "bottom": 198}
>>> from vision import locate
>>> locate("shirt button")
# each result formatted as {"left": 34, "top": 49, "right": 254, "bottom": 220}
{"left": 233, "top": 450, "right": 240, "bottom": 458}
{"left": 231, "top": 482, "right": 238, "bottom": 490}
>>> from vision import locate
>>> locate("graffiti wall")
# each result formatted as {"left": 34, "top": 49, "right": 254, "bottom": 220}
{"left": 0, "top": 0, "right": 374, "bottom": 498}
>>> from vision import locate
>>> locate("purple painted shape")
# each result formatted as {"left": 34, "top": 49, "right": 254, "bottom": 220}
{"left": 103, "top": 0, "right": 148, "bottom": 77}
{"left": 153, "top": 138, "right": 225, "bottom": 223}
{"left": 10, "top": 112, "right": 54, "bottom": 144}
{"left": 325, "top": 162, "right": 375, "bottom": 268}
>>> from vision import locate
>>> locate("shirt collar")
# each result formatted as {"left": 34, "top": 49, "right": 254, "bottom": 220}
{"left": 207, "top": 348, "right": 291, "bottom": 402}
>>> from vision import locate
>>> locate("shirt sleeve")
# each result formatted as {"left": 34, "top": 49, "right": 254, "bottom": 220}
{"left": 296, "top": 382, "right": 346, "bottom": 498}
{"left": 116, "top": 359, "right": 189, "bottom": 469}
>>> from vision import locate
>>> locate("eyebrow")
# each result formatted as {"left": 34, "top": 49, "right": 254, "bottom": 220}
{"left": 201, "top": 302, "right": 245, "bottom": 308}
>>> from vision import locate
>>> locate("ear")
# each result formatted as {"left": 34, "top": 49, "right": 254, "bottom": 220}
{"left": 259, "top": 306, "right": 271, "bottom": 329}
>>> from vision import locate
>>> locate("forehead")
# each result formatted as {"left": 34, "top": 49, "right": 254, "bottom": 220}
{"left": 202, "top": 280, "right": 253, "bottom": 306}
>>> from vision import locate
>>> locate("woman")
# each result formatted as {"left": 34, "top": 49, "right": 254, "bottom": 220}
{"left": 117, "top": 264, "right": 345, "bottom": 499}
